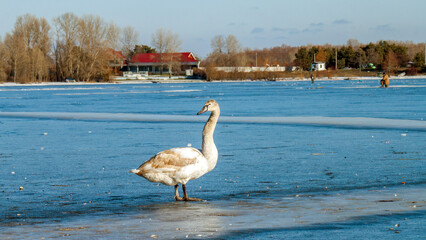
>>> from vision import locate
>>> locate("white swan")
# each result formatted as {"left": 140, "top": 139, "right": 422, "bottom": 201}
{"left": 130, "top": 100, "right": 220, "bottom": 201}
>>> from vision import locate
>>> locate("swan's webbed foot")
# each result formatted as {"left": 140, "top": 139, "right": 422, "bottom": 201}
{"left": 174, "top": 184, "right": 206, "bottom": 201}
{"left": 184, "top": 197, "right": 204, "bottom": 201}
{"left": 182, "top": 184, "right": 205, "bottom": 201}
{"left": 175, "top": 196, "right": 203, "bottom": 201}
{"left": 175, "top": 196, "right": 185, "bottom": 201}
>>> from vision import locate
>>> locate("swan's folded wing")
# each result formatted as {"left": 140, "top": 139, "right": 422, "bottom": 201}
{"left": 140, "top": 147, "right": 202, "bottom": 172}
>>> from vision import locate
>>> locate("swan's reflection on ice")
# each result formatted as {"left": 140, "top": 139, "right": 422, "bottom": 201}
{"left": 128, "top": 201, "right": 229, "bottom": 238}
{"left": 2, "top": 185, "right": 425, "bottom": 239}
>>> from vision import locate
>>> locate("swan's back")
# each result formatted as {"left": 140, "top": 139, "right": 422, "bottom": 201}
{"left": 132, "top": 147, "right": 209, "bottom": 186}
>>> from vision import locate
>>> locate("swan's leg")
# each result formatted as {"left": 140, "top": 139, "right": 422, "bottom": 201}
{"left": 174, "top": 184, "right": 184, "bottom": 201}
{"left": 182, "top": 184, "right": 203, "bottom": 201}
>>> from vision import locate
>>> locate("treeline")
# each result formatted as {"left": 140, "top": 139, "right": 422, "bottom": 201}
{"left": 202, "top": 37, "right": 426, "bottom": 80}
{"left": 0, "top": 13, "right": 123, "bottom": 83}
{"left": 293, "top": 40, "right": 425, "bottom": 72}
{"left": 0, "top": 13, "right": 187, "bottom": 83}
{"left": 203, "top": 35, "right": 299, "bottom": 68}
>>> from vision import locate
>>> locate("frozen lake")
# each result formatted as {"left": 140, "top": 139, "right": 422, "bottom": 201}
{"left": 1, "top": 79, "right": 425, "bottom": 239}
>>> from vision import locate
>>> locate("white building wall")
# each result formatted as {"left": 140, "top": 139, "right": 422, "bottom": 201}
{"left": 311, "top": 62, "right": 326, "bottom": 71}
{"left": 215, "top": 66, "right": 286, "bottom": 72}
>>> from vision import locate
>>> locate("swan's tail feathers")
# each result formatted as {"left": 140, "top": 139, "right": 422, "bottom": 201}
{"left": 129, "top": 169, "right": 140, "bottom": 174}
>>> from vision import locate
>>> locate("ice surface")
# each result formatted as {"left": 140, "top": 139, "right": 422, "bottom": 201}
{"left": 0, "top": 79, "right": 425, "bottom": 239}
{"left": 1, "top": 185, "right": 425, "bottom": 239}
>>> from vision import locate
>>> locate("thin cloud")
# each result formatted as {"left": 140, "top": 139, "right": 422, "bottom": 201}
{"left": 372, "top": 24, "right": 393, "bottom": 31}
{"left": 332, "top": 19, "right": 351, "bottom": 25}
{"left": 302, "top": 27, "right": 323, "bottom": 33}
{"left": 303, "top": 22, "right": 324, "bottom": 33}
{"left": 251, "top": 27, "right": 264, "bottom": 34}
{"left": 310, "top": 22, "right": 324, "bottom": 27}
{"left": 272, "top": 27, "right": 299, "bottom": 34}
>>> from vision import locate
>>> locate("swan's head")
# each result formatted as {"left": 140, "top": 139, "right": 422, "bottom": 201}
{"left": 197, "top": 99, "right": 219, "bottom": 115}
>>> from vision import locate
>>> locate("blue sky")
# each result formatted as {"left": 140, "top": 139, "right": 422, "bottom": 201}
{"left": 1, "top": 0, "right": 425, "bottom": 58}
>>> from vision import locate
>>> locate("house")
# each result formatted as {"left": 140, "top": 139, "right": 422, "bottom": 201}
{"left": 128, "top": 52, "right": 200, "bottom": 74}
{"left": 108, "top": 49, "right": 127, "bottom": 74}
{"left": 310, "top": 62, "right": 326, "bottom": 71}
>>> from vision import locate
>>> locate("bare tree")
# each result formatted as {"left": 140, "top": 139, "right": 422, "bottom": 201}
{"left": 120, "top": 26, "right": 139, "bottom": 69}
{"left": 225, "top": 35, "right": 243, "bottom": 66}
{"left": 53, "top": 12, "right": 80, "bottom": 81}
{"left": 347, "top": 38, "right": 361, "bottom": 48}
{"left": 54, "top": 13, "right": 119, "bottom": 82}
{"left": 165, "top": 31, "right": 182, "bottom": 76}
{"left": 211, "top": 35, "right": 225, "bottom": 54}
{"left": 4, "top": 14, "right": 51, "bottom": 83}
{"left": 77, "top": 15, "right": 119, "bottom": 81}
{"left": 151, "top": 28, "right": 182, "bottom": 76}
{"left": 206, "top": 34, "right": 244, "bottom": 67}
{"left": 383, "top": 50, "right": 399, "bottom": 73}
{"left": 35, "top": 17, "right": 51, "bottom": 81}
{"left": 4, "top": 32, "right": 22, "bottom": 83}
{"left": 225, "top": 34, "right": 242, "bottom": 55}
{"left": 209, "top": 35, "right": 227, "bottom": 66}
{"left": 151, "top": 28, "right": 167, "bottom": 74}
{"left": 0, "top": 36, "right": 10, "bottom": 82}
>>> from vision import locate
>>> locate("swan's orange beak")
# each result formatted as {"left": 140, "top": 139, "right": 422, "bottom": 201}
{"left": 197, "top": 106, "right": 208, "bottom": 115}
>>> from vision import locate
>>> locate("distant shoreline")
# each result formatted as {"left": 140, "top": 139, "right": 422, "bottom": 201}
{"left": 1, "top": 75, "right": 426, "bottom": 86}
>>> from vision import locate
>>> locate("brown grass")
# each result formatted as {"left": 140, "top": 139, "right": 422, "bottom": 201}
{"left": 203, "top": 69, "right": 379, "bottom": 81}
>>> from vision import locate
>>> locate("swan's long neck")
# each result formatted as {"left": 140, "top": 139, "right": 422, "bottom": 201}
{"left": 202, "top": 108, "right": 220, "bottom": 172}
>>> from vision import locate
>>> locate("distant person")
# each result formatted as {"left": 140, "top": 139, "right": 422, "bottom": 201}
{"left": 381, "top": 72, "right": 389, "bottom": 88}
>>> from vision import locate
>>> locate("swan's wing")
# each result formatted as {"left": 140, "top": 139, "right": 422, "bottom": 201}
{"left": 139, "top": 147, "right": 203, "bottom": 173}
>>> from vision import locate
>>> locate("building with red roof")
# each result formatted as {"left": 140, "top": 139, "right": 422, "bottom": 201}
{"left": 107, "top": 49, "right": 127, "bottom": 76}
{"left": 108, "top": 49, "right": 126, "bottom": 67}
{"left": 127, "top": 52, "right": 200, "bottom": 74}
